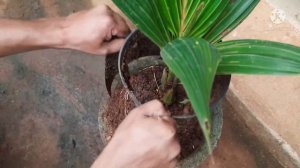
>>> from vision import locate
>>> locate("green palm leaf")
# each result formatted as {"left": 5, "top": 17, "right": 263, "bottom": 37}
{"left": 113, "top": 0, "right": 167, "bottom": 47}
{"left": 156, "top": 0, "right": 181, "bottom": 37}
{"left": 113, "top": 0, "right": 260, "bottom": 46}
{"left": 216, "top": 40, "right": 300, "bottom": 74}
{"left": 187, "top": 0, "right": 230, "bottom": 38}
{"left": 161, "top": 38, "right": 221, "bottom": 152}
{"left": 204, "top": 0, "right": 259, "bottom": 43}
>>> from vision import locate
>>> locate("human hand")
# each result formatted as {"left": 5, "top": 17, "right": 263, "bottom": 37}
{"left": 92, "top": 100, "right": 180, "bottom": 168}
{"left": 60, "top": 5, "right": 130, "bottom": 55}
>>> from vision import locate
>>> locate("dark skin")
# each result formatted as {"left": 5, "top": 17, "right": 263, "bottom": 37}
{"left": 0, "top": 5, "right": 180, "bottom": 168}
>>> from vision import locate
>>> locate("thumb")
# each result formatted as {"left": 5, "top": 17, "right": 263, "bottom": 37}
{"left": 112, "top": 12, "right": 130, "bottom": 38}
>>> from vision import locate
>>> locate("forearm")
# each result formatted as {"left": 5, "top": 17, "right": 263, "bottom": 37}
{"left": 0, "top": 5, "right": 129, "bottom": 57}
{"left": 0, "top": 18, "right": 65, "bottom": 57}
{"left": 91, "top": 142, "right": 123, "bottom": 168}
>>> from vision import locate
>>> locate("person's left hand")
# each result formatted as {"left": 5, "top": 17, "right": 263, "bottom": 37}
{"left": 60, "top": 5, "right": 130, "bottom": 55}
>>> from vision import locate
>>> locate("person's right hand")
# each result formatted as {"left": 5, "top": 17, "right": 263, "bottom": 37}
{"left": 92, "top": 100, "right": 180, "bottom": 168}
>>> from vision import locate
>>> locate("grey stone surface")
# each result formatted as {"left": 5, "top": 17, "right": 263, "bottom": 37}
{"left": 0, "top": 49, "right": 107, "bottom": 168}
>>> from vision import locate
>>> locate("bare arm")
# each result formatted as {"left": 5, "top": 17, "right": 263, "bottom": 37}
{"left": 0, "top": 5, "right": 129, "bottom": 57}
{"left": 0, "top": 18, "right": 64, "bottom": 56}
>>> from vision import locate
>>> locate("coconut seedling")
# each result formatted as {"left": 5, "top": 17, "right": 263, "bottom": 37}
{"left": 112, "top": 0, "right": 300, "bottom": 151}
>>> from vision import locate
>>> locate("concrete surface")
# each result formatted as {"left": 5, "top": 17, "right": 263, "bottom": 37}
{"left": 0, "top": 50, "right": 107, "bottom": 168}
{"left": 0, "top": 0, "right": 299, "bottom": 168}
{"left": 266, "top": 0, "right": 300, "bottom": 30}
{"left": 225, "top": 89, "right": 300, "bottom": 168}
{"left": 200, "top": 100, "right": 283, "bottom": 168}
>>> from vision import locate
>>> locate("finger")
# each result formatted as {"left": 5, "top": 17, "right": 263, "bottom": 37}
{"left": 98, "top": 38, "right": 126, "bottom": 55}
{"left": 111, "top": 12, "right": 130, "bottom": 37}
{"left": 168, "top": 141, "right": 181, "bottom": 160}
{"left": 160, "top": 115, "right": 176, "bottom": 128}
{"left": 159, "top": 120, "right": 177, "bottom": 139}
{"left": 168, "top": 160, "right": 178, "bottom": 168}
{"left": 93, "top": 4, "right": 113, "bottom": 15}
{"left": 137, "top": 100, "right": 169, "bottom": 117}
{"left": 105, "top": 32, "right": 112, "bottom": 41}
